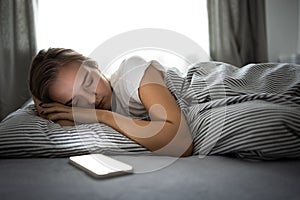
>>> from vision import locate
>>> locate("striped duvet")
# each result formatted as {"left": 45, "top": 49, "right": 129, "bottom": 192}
{"left": 166, "top": 62, "right": 300, "bottom": 160}
{"left": 1, "top": 62, "right": 300, "bottom": 160}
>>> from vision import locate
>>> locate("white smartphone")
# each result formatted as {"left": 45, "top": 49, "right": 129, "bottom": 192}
{"left": 69, "top": 154, "right": 133, "bottom": 178}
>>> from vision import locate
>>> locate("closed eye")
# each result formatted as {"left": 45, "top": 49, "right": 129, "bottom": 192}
{"left": 82, "top": 71, "right": 93, "bottom": 88}
{"left": 86, "top": 77, "right": 93, "bottom": 87}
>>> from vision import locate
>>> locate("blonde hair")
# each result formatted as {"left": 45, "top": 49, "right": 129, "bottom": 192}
{"left": 29, "top": 48, "right": 98, "bottom": 102}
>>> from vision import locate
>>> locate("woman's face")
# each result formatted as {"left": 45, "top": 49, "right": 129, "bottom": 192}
{"left": 48, "top": 62, "right": 112, "bottom": 110}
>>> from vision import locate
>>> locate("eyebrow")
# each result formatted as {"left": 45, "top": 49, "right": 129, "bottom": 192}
{"left": 64, "top": 71, "right": 88, "bottom": 106}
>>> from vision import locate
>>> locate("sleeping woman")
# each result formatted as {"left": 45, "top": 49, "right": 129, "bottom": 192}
{"left": 29, "top": 48, "right": 194, "bottom": 157}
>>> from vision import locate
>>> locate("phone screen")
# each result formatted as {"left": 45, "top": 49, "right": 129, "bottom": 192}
{"left": 69, "top": 154, "right": 133, "bottom": 178}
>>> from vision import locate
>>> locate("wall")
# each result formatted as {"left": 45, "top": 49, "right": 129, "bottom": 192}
{"left": 266, "top": 0, "right": 300, "bottom": 62}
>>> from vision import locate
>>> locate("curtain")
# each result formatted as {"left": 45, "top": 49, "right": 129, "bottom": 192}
{"left": 0, "top": 0, "right": 37, "bottom": 120}
{"left": 207, "top": 0, "right": 268, "bottom": 67}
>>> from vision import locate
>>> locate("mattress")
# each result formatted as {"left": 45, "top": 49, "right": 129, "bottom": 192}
{"left": 1, "top": 155, "right": 300, "bottom": 200}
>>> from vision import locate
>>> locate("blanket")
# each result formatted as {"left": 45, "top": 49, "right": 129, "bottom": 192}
{"left": 166, "top": 62, "right": 300, "bottom": 160}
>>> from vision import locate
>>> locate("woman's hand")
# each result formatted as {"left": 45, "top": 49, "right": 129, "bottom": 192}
{"left": 40, "top": 102, "right": 100, "bottom": 124}
{"left": 32, "top": 96, "right": 75, "bottom": 126}
{"left": 32, "top": 95, "right": 48, "bottom": 118}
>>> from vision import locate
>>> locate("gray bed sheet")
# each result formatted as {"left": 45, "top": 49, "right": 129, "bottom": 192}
{"left": 1, "top": 155, "right": 300, "bottom": 200}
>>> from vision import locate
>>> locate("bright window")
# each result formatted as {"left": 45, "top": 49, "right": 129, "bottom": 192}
{"left": 37, "top": 0, "right": 209, "bottom": 73}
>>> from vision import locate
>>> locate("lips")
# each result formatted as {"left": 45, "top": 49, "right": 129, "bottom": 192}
{"left": 96, "top": 98, "right": 103, "bottom": 109}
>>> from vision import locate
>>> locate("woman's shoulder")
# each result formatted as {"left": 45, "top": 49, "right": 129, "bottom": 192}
{"left": 124, "top": 56, "right": 148, "bottom": 66}
{"left": 111, "top": 56, "right": 150, "bottom": 80}
{"left": 110, "top": 55, "right": 166, "bottom": 87}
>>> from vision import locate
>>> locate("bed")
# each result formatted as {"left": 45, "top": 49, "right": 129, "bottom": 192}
{"left": 1, "top": 155, "right": 300, "bottom": 200}
{"left": 1, "top": 61, "right": 300, "bottom": 200}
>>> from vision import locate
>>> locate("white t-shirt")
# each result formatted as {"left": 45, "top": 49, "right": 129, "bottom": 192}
{"left": 110, "top": 56, "right": 165, "bottom": 119}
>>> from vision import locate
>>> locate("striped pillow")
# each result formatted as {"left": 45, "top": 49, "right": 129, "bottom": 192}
{"left": 0, "top": 104, "right": 150, "bottom": 158}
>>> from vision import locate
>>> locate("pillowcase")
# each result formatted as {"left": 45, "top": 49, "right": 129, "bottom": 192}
{"left": 0, "top": 101, "right": 150, "bottom": 158}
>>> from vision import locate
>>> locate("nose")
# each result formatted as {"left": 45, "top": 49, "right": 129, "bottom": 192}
{"left": 86, "top": 92, "right": 96, "bottom": 106}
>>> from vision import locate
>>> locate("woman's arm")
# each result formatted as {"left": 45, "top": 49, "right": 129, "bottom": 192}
{"left": 40, "top": 65, "right": 193, "bottom": 157}
{"left": 96, "top": 65, "right": 193, "bottom": 157}
{"left": 32, "top": 95, "right": 75, "bottom": 126}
